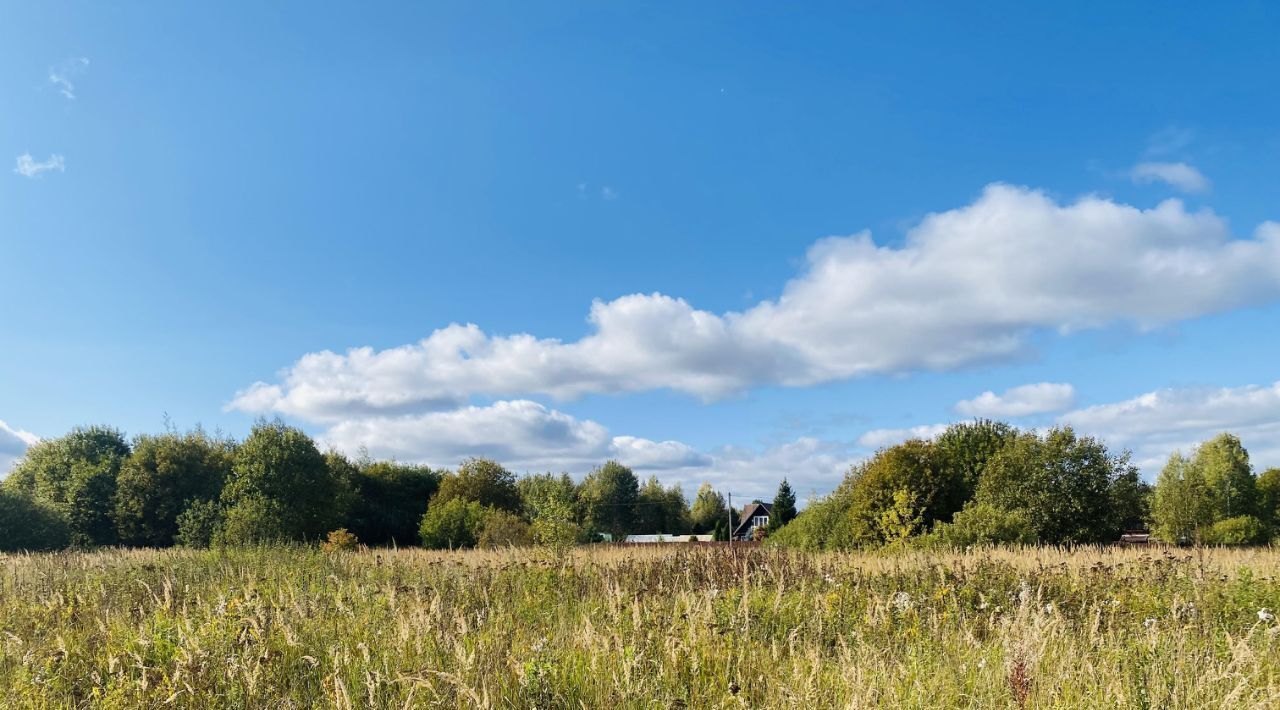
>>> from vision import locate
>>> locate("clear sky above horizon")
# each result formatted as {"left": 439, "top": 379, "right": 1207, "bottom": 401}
{"left": 3, "top": 2, "right": 1280, "bottom": 499}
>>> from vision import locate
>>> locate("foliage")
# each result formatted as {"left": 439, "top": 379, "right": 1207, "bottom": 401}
{"left": 219, "top": 421, "right": 346, "bottom": 544}
{"left": 531, "top": 495, "right": 583, "bottom": 551}
{"left": 920, "top": 502, "right": 1035, "bottom": 548}
{"left": 843, "top": 439, "right": 963, "bottom": 546}
{"left": 1258, "top": 468, "right": 1280, "bottom": 527}
{"left": 634, "top": 475, "right": 690, "bottom": 534}
{"left": 1151, "top": 453, "right": 1215, "bottom": 544}
{"left": 933, "top": 419, "right": 1017, "bottom": 499}
{"left": 322, "top": 528, "right": 360, "bottom": 552}
{"left": 689, "top": 483, "right": 727, "bottom": 533}
{"left": 579, "top": 460, "right": 639, "bottom": 540}
{"left": 344, "top": 459, "right": 440, "bottom": 546}
{"left": 174, "top": 499, "right": 222, "bottom": 548}
{"left": 433, "top": 458, "right": 522, "bottom": 513}
{"left": 3, "top": 425, "right": 130, "bottom": 546}
{"left": 1194, "top": 433, "right": 1258, "bottom": 520}
{"left": 114, "top": 429, "right": 233, "bottom": 547}
{"left": 976, "top": 427, "right": 1132, "bottom": 544}
{"left": 0, "top": 488, "right": 71, "bottom": 551}
{"left": 477, "top": 509, "right": 533, "bottom": 548}
{"left": 418, "top": 497, "right": 486, "bottom": 549}
{"left": 1202, "top": 515, "right": 1268, "bottom": 545}
{"left": 769, "top": 479, "right": 797, "bottom": 531}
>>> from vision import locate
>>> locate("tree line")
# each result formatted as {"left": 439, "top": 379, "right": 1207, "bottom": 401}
{"left": 769, "top": 421, "right": 1280, "bottom": 549}
{"left": 0, "top": 420, "right": 797, "bottom": 552}
{"left": 4, "top": 418, "right": 1276, "bottom": 553}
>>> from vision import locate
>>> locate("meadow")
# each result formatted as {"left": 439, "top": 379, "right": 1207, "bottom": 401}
{"left": 2, "top": 545, "right": 1280, "bottom": 709}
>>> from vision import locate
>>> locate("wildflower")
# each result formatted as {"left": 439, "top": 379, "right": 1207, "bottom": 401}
{"left": 1259, "top": 608, "right": 1275, "bottom": 622}
{"left": 1017, "top": 580, "right": 1032, "bottom": 605}
{"left": 892, "top": 591, "right": 913, "bottom": 613}
{"left": 1043, "top": 603, "right": 1054, "bottom": 614}
{"left": 977, "top": 658, "right": 986, "bottom": 669}
{"left": 1143, "top": 618, "right": 1157, "bottom": 629}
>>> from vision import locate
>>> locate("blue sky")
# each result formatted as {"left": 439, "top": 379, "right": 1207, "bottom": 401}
{"left": 4, "top": 2, "right": 1280, "bottom": 499}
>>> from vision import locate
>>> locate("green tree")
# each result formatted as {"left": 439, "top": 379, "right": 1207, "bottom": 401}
{"left": 530, "top": 495, "right": 583, "bottom": 551}
{"left": 934, "top": 419, "right": 1017, "bottom": 499}
{"left": 114, "top": 429, "right": 233, "bottom": 547}
{"left": 434, "top": 458, "right": 521, "bottom": 513}
{"left": 345, "top": 460, "right": 441, "bottom": 546}
{"left": 634, "top": 476, "right": 690, "bottom": 533}
{"left": 976, "top": 427, "right": 1131, "bottom": 544}
{"left": 419, "top": 498, "right": 485, "bottom": 549}
{"left": 175, "top": 499, "right": 223, "bottom": 548}
{"left": 4, "top": 425, "right": 130, "bottom": 546}
{"left": 0, "top": 488, "right": 71, "bottom": 551}
{"left": 769, "top": 479, "right": 798, "bottom": 531}
{"left": 518, "top": 473, "right": 579, "bottom": 520}
{"left": 689, "top": 483, "right": 727, "bottom": 533}
{"left": 579, "top": 461, "right": 639, "bottom": 540}
{"left": 218, "top": 421, "right": 345, "bottom": 544}
{"left": 921, "top": 502, "right": 1035, "bottom": 548}
{"left": 1151, "top": 452, "right": 1215, "bottom": 544}
{"left": 1257, "top": 468, "right": 1280, "bottom": 528}
{"left": 1194, "top": 434, "right": 1257, "bottom": 520}
{"left": 1202, "top": 515, "right": 1267, "bottom": 545}
{"left": 843, "top": 439, "right": 963, "bottom": 546}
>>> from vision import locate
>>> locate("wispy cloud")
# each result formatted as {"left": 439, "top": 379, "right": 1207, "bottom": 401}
{"left": 0, "top": 419, "right": 39, "bottom": 475}
{"left": 1130, "top": 161, "right": 1210, "bottom": 193}
{"left": 14, "top": 153, "right": 65, "bottom": 178}
{"left": 600, "top": 186, "right": 619, "bottom": 201}
{"left": 48, "top": 57, "right": 89, "bottom": 100}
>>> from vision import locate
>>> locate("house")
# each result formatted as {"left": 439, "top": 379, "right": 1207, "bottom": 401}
{"left": 732, "top": 502, "right": 772, "bottom": 540}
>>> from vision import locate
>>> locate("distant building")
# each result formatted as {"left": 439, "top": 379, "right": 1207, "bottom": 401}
{"left": 732, "top": 502, "right": 772, "bottom": 540}
{"left": 623, "top": 534, "right": 713, "bottom": 544}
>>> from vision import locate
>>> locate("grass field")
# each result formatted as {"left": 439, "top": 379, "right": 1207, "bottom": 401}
{"left": 2, "top": 545, "right": 1280, "bottom": 708}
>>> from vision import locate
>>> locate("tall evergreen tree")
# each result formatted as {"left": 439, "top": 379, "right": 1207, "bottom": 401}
{"left": 769, "top": 478, "right": 798, "bottom": 530}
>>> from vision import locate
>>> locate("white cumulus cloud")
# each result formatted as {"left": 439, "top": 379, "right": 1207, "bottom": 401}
{"left": 1060, "top": 381, "right": 1280, "bottom": 472}
{"left": 857, "top": 423, "right": 952, "bottom": 449}
{"left": 231, "top": 185, "right": 1280, "bottom": 421}
{"left": 14, "top": 153, "right": 65, "bottom": 178}
{"left": 955, "top": 382, "right": 1076, "bottom": 418}
{"left": 1130, "top": 161, "right": 1210, "bottom": 193}
{"left": 319, "top": 399, "right": 710, "bottom": 473}
{"left": 0, "top": 420, "right": 39, "bottom": 475}
{"left": 315, "top": 399, "right": 856, "bottom": 500}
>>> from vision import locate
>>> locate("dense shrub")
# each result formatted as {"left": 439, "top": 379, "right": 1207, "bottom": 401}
{"left": 0, "top": 489, "right": 71, "bottom": 551}
{"left": 477, "top": 510, "right": 532, "bottom": 548}
{"left": 919, "top": 502, "right": 1035, "bottom": 548}
{"left": 419, "top": 498, "right": 486, "bottom": 549}
{"left": 1202, "top": 515, "right": 1268, "bottom": 545}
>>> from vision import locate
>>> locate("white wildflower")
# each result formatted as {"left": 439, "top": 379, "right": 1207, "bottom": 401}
{"left": 1259, "top": 608, "right": 1275, "bottom": 622}
{"left": 1143, "top": 618, "right": 1157, "bottom": 629}
{"left": 892, "top": 591, "right": 913, "bottom": 613}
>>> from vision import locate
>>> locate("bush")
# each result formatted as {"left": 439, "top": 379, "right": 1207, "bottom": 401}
{"left": 1202, "top": 515, "right": 1267, "bottom": 545}
{"left": 217, "top": 496, "right": 290, "bottom": 546}
{"left": 477, "top": 510, "right": 532, "bottom": 548}
{"left": 419, "top": 498, "right": 486, "bottom": 549}
{"left": 919, "top": 502, "right": 1035, "bottom": 548}
{"left": 175, "top": 499, "right": 223, "bottom": 548}
{"left": 0, "top": 489, "right": 71, "bottom": 551}
{"left": 322, "top": 528, "right": 360, "bottom": 552}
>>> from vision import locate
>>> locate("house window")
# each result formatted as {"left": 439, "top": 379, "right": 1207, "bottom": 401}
{"left": 753, "top": 515, "right": 768, "bottom": 528}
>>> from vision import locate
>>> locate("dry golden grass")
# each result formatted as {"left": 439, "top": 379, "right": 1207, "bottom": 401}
{"left": 2, "top": 544, "right": 1280, "bottom": 708}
